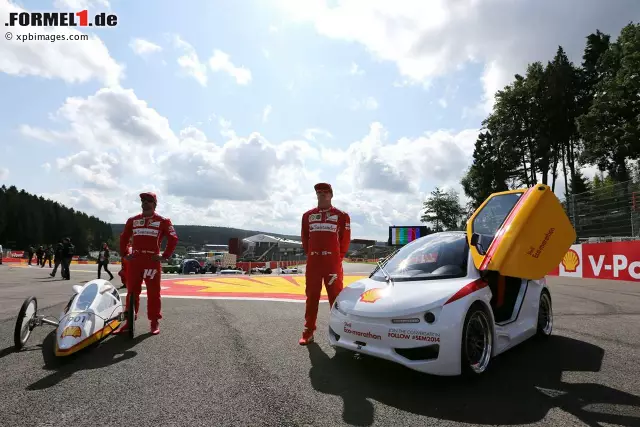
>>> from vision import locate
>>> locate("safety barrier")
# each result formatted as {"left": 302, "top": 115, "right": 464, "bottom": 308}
{"left": 547, "top": 240, "right": 640, "bottom": 282}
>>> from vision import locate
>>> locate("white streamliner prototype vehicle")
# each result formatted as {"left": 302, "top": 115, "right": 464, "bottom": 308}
{"left": 328, "top": 184, "right": 577, "bottom": 377}
{"left": 14, "top": 279, "right": 136, "bottom": 357}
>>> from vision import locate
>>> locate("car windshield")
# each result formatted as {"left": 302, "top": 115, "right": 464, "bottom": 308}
{"left": 371, "top": 232, "right": 468, "bottom": 282}
{"left": 76, "top": 282, "right": 98, "bottom": 311}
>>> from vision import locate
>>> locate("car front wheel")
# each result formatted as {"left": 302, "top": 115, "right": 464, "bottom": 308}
{"left": 460, "top": 303, "right": 493, "bottom": 377}
{"left": 536, "top": 290, "right": 553, "bottom": 339}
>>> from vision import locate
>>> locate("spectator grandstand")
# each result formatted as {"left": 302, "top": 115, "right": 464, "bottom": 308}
{"left": 237, "top": 233, "right": 396, "bottom": 263}
{"left": 239, "top": 234, "right": 305, "bottom": 262}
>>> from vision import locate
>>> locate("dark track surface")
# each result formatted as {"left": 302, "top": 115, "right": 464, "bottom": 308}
{"left": 1, "top": 263, "right": 639, "bottom": 426}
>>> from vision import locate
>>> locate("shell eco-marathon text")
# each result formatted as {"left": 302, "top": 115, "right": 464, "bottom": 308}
{"left": 5, "top": 10, "right": 117, "bottom": 27}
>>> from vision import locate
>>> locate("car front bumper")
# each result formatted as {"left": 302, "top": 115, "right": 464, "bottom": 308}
{"left": 327, "top": 304, "right": 465, "bottom": 376}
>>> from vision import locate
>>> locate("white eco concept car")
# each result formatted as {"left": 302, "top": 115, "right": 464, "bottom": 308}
{"left": 14, "top": 279, "right": 136, "bottom": 357}
{"left": 328, "top": 184, "right": 576, "bottom": 377}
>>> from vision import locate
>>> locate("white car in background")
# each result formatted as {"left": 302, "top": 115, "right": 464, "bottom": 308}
{"left": 328, "top": 184, "right": 576, "bottom": 377}
{"left": 218, "top": 268, "right": 245, "bottom": 275}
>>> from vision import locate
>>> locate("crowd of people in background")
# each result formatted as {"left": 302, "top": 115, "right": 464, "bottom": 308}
{"left": 25, "top": 238, "right": 75, "bottom": 280}
{"left": 23, "top": 240, "right": 129, "bottom": 289}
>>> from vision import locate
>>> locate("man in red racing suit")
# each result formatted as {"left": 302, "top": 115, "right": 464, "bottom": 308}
{"left": 116, "top": 192, "right": 178, "bottom": 335}
{"left": 299, "top": 182, "right": 351, "bottom": 345}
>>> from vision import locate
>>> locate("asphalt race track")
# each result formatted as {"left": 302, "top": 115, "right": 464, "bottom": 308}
{"left": 1, "top": 262, "right": 640, "bottom": 426}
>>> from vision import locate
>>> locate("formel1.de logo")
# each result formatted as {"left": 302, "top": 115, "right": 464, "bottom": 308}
{"left": 6, "top": 10, "right": 118, "bottom": 27}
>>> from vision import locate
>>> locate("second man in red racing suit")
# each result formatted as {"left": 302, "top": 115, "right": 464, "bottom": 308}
{"left": 117, "top": 192, "right": 178, "bottom": 335}
{"left": 299, "top": 182, "right": 351, "bottom": 345}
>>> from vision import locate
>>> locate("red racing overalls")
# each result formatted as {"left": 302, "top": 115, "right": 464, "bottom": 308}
{"left": 301, "top": 206, "right": 351, "bottom": 332}
{"left": 119, "top": 213, "right": 178, "bottom": 323}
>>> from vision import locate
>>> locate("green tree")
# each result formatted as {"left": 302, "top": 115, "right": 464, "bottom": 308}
{"left": 420, "top": 188, "right": 465, "bottom": 231}
{"left": 460, "top": 131, "right": 513, "bottom": 211}
{"left": 0, "top": 185, "right": 113, "bottom": 255}
{"left": 577, "top": 22, "right": 640, "bottom": 182}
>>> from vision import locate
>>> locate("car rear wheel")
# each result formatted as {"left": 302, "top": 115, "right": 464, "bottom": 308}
{"left": 461, "top": 304, "right": 493, "bottom": 377}
{"left": 536, "top": 290, "right": 553, "bottom": 338}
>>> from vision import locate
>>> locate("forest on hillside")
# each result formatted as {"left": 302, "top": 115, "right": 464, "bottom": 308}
{"left": 0, "top": 185, "right": 114, "bottom": 254}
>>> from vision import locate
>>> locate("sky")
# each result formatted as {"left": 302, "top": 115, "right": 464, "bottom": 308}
{"left": 0, "top": 0, "right": 638, "bottom": 242}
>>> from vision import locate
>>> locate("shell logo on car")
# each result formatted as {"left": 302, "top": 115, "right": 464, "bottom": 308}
{"left": 359, "top": 288, "right": 386, "bottom": 303}
{"left": 562, "top": 249, "right": 580, "bottom": 272}
{"left": 61, "top": 326, "right": 81, "bottom": 338}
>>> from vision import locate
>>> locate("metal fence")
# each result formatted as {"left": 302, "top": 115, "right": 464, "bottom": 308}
{"left": 562, "top": 179, "right": 640, "bottom": 243}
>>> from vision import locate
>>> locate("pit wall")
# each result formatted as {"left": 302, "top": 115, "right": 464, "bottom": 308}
{"left": 547, "top": 241, "right": 640, "bottom": 282}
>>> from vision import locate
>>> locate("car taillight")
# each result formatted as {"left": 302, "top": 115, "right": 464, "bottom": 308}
{"left": 444, "top": 278, "right": 488, "bottom": 305}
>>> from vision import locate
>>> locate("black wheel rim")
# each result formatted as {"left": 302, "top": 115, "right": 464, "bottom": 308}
{"left": 538, "top": 293, "right": 553, "bottom": 334}
{"left": 465, "top": 311, "right": 492, "bottom": 373}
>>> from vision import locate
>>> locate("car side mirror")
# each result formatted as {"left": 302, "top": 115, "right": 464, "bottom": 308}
{"left": 470, "top": 232, "right": 486, "bottom": 255}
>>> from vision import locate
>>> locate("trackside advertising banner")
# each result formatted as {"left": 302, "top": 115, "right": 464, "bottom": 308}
{"left": 548, "top": 241, "right": 640, "bottom": 282}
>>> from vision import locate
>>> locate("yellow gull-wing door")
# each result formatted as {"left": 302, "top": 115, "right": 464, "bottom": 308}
{"left": 466, "top": 184, "right": 576, "bottom": 280}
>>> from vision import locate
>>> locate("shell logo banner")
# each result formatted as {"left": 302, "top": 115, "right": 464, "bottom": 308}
{"left": 547, "top": 241, "right": 640, "bottom": 282}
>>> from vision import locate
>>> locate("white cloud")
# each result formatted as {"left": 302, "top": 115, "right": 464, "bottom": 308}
{"left": 351, "top": 96, "right": 379, "bottom": 110}
{"left": 56, "top": 151, "right": 123, "bottom": 190}
{"left": 262, "top": 105, "right": 272, "bottom": 123}
{"left": 0, "top": 167, "right": 9, "bottom": 180}
{"left": 338, "top": 122, "right": 479, "bottom": 197}
{"left": 275, "top": 0, "right": 639, "bottom": 112}
{"left": 18, "top": 84, "right": 482, "bottom": 239}
{"left": 303, "top": 128, "right": 333, "bottom": 141}
{"left": 129, "top": 38, "right": 162, "bottom": 57}
{"left": 209, "top": 49, "right": 252, "bottom": 85}
{"left": 349, "top": 62, "right": 364, "bottom": 76}
{"left": 54, "top": 0, "right": 110, "bottom": 10}
{"left": 0, "top": 0, "right": 123, "bottom": 86}
{"left": 172, "top": 35, "right": 208, "bottom": 86}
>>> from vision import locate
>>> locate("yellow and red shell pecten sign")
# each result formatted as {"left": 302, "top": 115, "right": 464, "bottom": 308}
{"left": 359, "top": 287, "right": 388, "bottom": 303}
{"left": 61, "top": 326, "right": 82, "bottom": 338}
